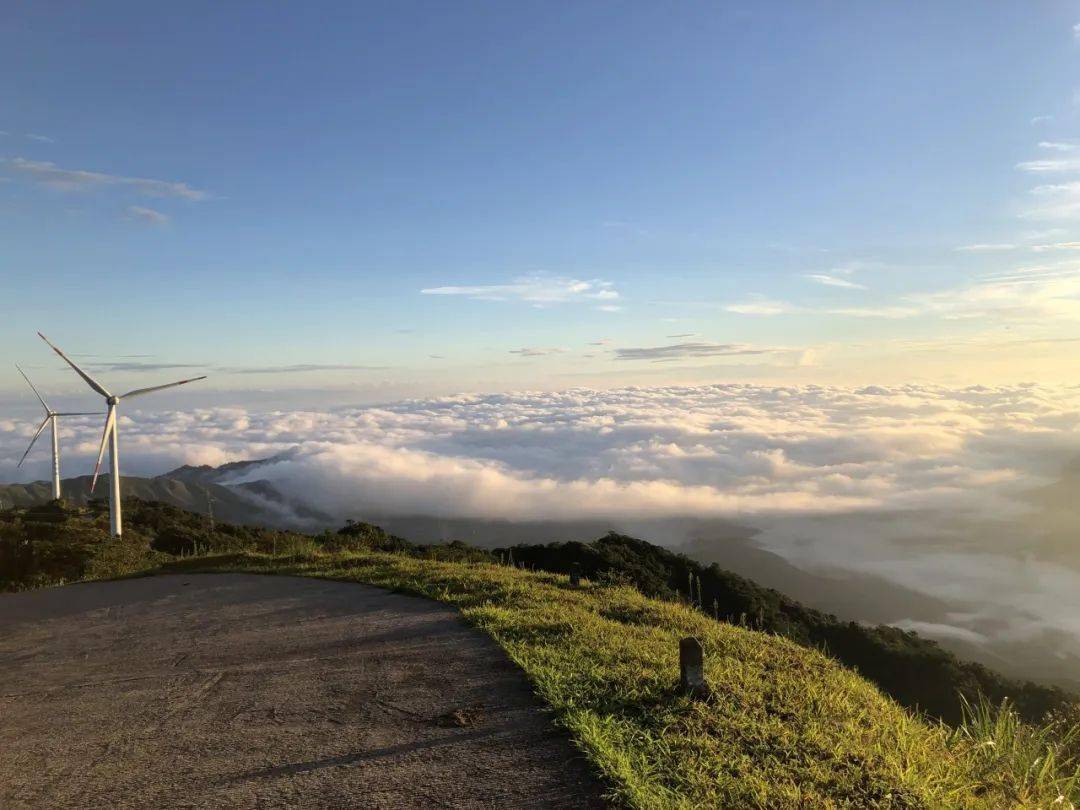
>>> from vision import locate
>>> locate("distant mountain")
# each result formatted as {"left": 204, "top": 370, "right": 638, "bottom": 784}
{"left": 0, "top": 458, "right": 332, "bottom": 530}
{"left": 154, "top": 458, "right": 276, "bottom": 486}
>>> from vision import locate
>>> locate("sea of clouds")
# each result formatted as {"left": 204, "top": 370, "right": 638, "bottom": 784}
{"left": 4, "top": 382, "right": 1080, "bottom": 679}
{"left": 6, "top": 382, "right": 1079, "bottom": 520}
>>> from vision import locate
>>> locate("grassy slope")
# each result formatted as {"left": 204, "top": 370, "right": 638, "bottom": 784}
{"left": 160, "top": 549, "right": 1079, "bottom": 808}
{"left": 502, "top": 533, "right": 1071, "bottom": 725}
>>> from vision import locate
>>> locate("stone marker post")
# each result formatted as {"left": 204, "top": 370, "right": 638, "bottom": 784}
{"left": 569, "top": 563, "right": 582, "bottom": 587}
{"left": 680, "top": 637, "right": 706, "bottom": 698}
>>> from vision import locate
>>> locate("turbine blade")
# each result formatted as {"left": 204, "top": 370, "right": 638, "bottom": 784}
{"left": 91, "top": 406, "right": 117, "bottom": 493}
{"left": 17, "top": 416, "right": 51, "bottom": 468}
{"left": 37, "top": 332, "right": 112, "bottom": 398}
{"left": 53, "top": 412, "right": 100, "bottom": 416}
{"left": 121, "top": 375, "right": 207, "bottom": 400}
{"left": 15, "top": 364, "right": 49, "bottom": 411}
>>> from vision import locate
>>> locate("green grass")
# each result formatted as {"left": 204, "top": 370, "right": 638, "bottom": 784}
{"left": 154, "top": 549, "right": 1080, "bottom": 808}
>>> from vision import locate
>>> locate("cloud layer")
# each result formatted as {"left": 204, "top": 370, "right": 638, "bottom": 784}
{"left": 5, "top": 382, "right": 1079, "bottom": 522}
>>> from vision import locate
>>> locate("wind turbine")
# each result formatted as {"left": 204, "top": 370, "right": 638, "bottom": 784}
{"left": 15, "top": 364, "right": 97, "bottom": 500}
{"left": 38, "top": 333, "right": 207, "bottom": 537}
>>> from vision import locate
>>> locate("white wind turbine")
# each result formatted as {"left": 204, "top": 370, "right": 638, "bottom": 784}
{"left": 38, "top": 333, "right": 207, "bottom": 537}
{"left": 15, "top": 364, "right": 98, "bottom": 500}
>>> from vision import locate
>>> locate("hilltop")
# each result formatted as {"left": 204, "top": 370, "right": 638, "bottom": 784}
{"left": 2, "top": 498, "right": 1080, "bottom": 806}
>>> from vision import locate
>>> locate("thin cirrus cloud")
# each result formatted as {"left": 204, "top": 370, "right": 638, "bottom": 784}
{"left": 829, "top": 259, "right": 880, "bottom": 275}
{"left": 1013, "top": 110, "right": 1080, "bottom": 220}
{"left": 2, "top": 157, "right": 208, "bottom": 200}
{"left": 220, "top": 363, "right": 389, "bottom": 375}
{"left": 1023, "top": 181, "right": 1080, "bottom": 220}
{"left": 420, "top": 275, "right": 619, "bottom": 307}
{"left": 729, "top": 265, "right": 1080, "bottom": 323}
{"left": 822, "top": 305, "right": 921, "bottom": 319}
{"left": 724, "top": 299, "right": 795, "bottom": 316}
{"left": 81, "top": 361, "right": 207, "bottom": 373}
{"left": 614, "top": 342, "right": 779, "bottom": 361}
{"left": 955, "top": 243, "right": 1017, "bottom": 252}
{"left": 127, "top": 205, "right": 170, "bottom": 225}
{"left": 25, "top": 133, "right": 55, "bottom": 143}
{"left": 1016, "top": 158, "right": 1080, "bottom": 173}
{"left": 1031, "top": 242, "right": 1080, "bottom": 252}
{"left": 509, "top": 347, "right": 567, "bottom": 357}
{"left": 804, "top": 273, "right": 867, "bottom": 289}
{"left": 723, "top": 298, "right": 919, "bottom": 320}
{"left": 44, "top": 360, "right": 385, "bottom": 375}
{"left": 906, "top": 264, "right": 1080, "bottom": 321}
{"left": 1038, "top": 141, "right": 1078, "bottom": 152}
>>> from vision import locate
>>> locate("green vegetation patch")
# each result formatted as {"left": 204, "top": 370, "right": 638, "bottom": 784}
{"left": 504, "top": 533, "right": 1071, "bottom": 726}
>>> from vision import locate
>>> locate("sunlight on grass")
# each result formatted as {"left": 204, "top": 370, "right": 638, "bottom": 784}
{"left": 155, "top": 549, "right": 1080, "bottom": 808}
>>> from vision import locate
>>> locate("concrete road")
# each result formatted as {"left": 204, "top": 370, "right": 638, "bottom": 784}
{"left": 0, "top": 574, "right": 603, "bottom": 808}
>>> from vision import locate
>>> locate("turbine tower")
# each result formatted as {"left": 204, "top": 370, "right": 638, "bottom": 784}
{"left": 15, "top": 364, "right": 97, "bottom": 500}
{"left": 38, "top": 333, "right": 207, "bottom": 536}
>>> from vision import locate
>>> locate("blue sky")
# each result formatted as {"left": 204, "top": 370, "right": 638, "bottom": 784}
{"left": 3, "top": 2, "right": 1080, "bottom": 408}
